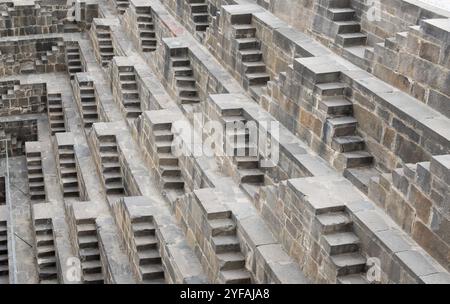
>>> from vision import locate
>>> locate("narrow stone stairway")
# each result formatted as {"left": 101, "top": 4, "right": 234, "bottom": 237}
{"left": 317, "top": 208, "right": 368, "bottom": 284}
{"left": 95, "top": 26, "right": 115, "bottom": 67}
{"left": 209, "top": 212, "right": 251, "bottom": 283}
{"left": 26, "top": 149, "right": 46, "bottom": 201}
{"left": 170, "top": 52, "right": 201, "bottom": 106}
{"left": 188, "top": 0, "right": 209, "bottom": 33}
{"left": 65, "top": 43, "right": 83, "bottom": 80}
{"left": 76, "top": 219, "right": 104, "bottom": 284}
{"left": 152, "top": 122, "right": 185, "bottom": 195}
{"left": 232, "top": 22, "right": 270, "bottom": 100}
{"left": 118, "top": 66, "right": 142, "bottom": 118}
{"left": 78, "top": 80, "right": 99, "bottom": 128}
{"left": 47, "top": 93, "right": 66, "bottom": 135}
{"left": 57, "top": 142, "right": 80, "bottom": 198}
{"left": 98, "top": 135, "right": 125, "bottom": 195}
{"left": 131, "top": 216, "right": 165, "bottom": 283}
{"left": 0, "top": 220, "right": 8, "bottom": 284}
{"left": 136, "top": 7, "right": 157, "bottom": 52}
{"left": 34, "top": 218, "right": 58, "bottom": 283}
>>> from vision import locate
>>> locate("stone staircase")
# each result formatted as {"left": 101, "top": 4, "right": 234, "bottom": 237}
{"left": 115, "top": 0, "right": 130, "bottom": 14}
{"left": 95, "top": 26, "right": 115, "bottom": 67}
{"left": 222, "top": 110, "right": 265, "bottom": 190}
{"left": 76, "top": 219, "right": 104, "bottom": 284}
{"left": 188, "top": 0, "right": 209, "bottom": 33}
{"left": 170, "top": 51, "right": 201, "bottom": 106}
{"left": 319, "top": 82, "right": 373, "bottom": 170}
{"left": 152, "top": 122, "right": 185, "bottom": 194}
{"left": 56, "top": 141, "right": 80, "bottom": 198}
{"left": 34, "top": 218, "right": 58, "bottom": 283}
{"left": 323, "top": 0, "right": 372, "bottom": 69}
{"left": 211, "top": 215, "right": 251, "bottom": 283}
{"left": 97, "top": 135, "right": 125, "bottom": 195}
{"left": 317, "top": 207, "right": 368, "bottom": 284}
{"left": 136, "top": 7, "right": 157, "bottom": 52}
{"left": 131, "top": 216, "right": 165, "bottom": 283}
{"left": 26, "top": 149, "right": 46, "bottom": 201}
{"left": 65, "top": 43, "right": 83, "bottom": 80}
{"left": 47, "top": 93, "right": 66, "bottom": 135}
{"left": 232, "top": 22, "right": 270, "bottom": 100}
{"left": 77, "top": 80, "right": 99, "bottom": 128}
{"left": 0, "top": 220, "right": 8, "bottom": 284}
{"left": 118, "top": 66, "right": 142, "bottom": 118}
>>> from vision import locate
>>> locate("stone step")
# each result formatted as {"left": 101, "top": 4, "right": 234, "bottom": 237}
{"left": 158, "top": 153, "right": 179, "bottom": 166}
{"left": 344, "top": 167, "right": 379, "bottom": 194}
{"left": 319, "top": 97, "right": 353, "bottom": 116}
{"left": 192, "top": 12, "right": 208, "bottom": 23}
{"left": 239, "top": 169, "right": 264, "bottom": 184}
{"left": 171, "top": 56, "right": 190, "bottom": 67}
{"left": 37, "top": 245, "right": 55, "bottom": 257}
{"left": 322, "top": 0, "right": 351, "bottom": 8}
{"left": 235, "top": 156, "right": 259, "bottom": 170}
{"left": 83, "top": 272, "right": 104, "bottom": 284}
{"left": 243, "top": 61, "right": 266, "bottom": 74}
{"left": 236, "top": 37, "right": 260, "bottom": 50}
{"left": 233, "top": 24, "right": 256, "bottom": 39}
{"left": 37, "top": 256, "right": 56, "bottom": 268}
{"left": 80, "top": 248, "right": 100, "bottom": 261}
{"left": 315, "top": 82, "right": 347, "bottom": 96}
{"left": 209, "top": 218, "right": 236, "bottom": 236}
{"left": 173, "top": 66, "right": 193, "bottom": 77}
{"left": 246, "top": 72, "right": 270, "bottom": 86}
{"left": 195, "top": 22, "right": 209, "bottom": 32}
{"left": 162, "top": 176, "right": 184, "bottom": 189}
{"left": 327, "top": 7, "right": 355, "bottom": 21}
{"left": 322, "top": 232, "right": 360, "bottom": 255}
{"left": 78, "top": 235, "right": 98, "bottom": 249}
{"left": 336, "top": 21, "right": 361, "bottom": 34}
{"left": 190, "top": 3, "right": 207, "bottom": 13}
{"left": 340, "top": 151, "right": 373, "bottom": 168}
{"left": 326, "top": 116, "right": 357, "bottom": 137}
{"left": 212, "top": 235, "right": 241, "bottom": 254}
{"left": 132, "top": 222, "right": 156, "bottom": 236}
{"left": 38, "top": 266, "right": 57, "bottom": 280}
{"left": 220, "top": 269, "right": 252, "bottom": 284}
{"left": 337, "top": 273, "right": 368, "bottom": 284}
{"left": 331, "top": 252, "right": 366, "bottom": 276}
{"left": 336, "top": 32, "right": 367, "bottom": 47}
{"left": 138, "top": 249, "right": 161, "bottom": 265}
{"left": 153, "top": 129, "right": 173, "bottom": 142}
{"left": 332, "top": 136, "right": 365, "bottom": 153}
{"left": 316, "top": 212, "right": 352, "bottom": 234}
{"left": 140, "top": 264, "right": 164, "bottom": 280}
{"left": 239, "top": 49, "right": 263, "bottom": 62}
{"left": 135, "top": 235, "right": 158, "bottom": 251}
{"left": 82, "top": 260, "right": 102, "bottom": 274}
{"left": 175, "top": 76, "right": 196, "bottom": 87}
{"left": 36, "top": 234, "right": 54, "bottom": 247}
{"left": 160, "top": 165, "right": 181, "bottom": 177}
{"left": 77, "top": 223, "right": 97, "bottom": 236}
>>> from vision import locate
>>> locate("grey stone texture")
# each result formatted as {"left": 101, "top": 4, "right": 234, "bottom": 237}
{"left": 0, "top": 0, "right": 448, "bottom": 285}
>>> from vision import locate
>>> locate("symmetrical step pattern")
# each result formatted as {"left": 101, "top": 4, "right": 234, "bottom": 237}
{"left": 136, "top": 7, "right": 157, "bottom": 52}
{"left": 34, "top": 219, "right": 58, "bottom": 283}
{"left": 325, "top": 0, "right": 367, "bottom": 48}
{"left": 222, "top": 110, "right": 265, "bottom": 187}
{"left": 78, "top": 80, "right": 99, "bottom": 128}
{"left": 26, "top": 150, "right": 46, "bottom": 200}
{"left": 152, "top": 122, "right": 185, "bottom": 193}
{"left": 209, "top": 212, "right": 251, "bottom": 283}
{"left": 76, "top": 219, "right": 104, "bottom": 284}
{"left": 170, "top": 51, "right": 201, "bottom": 106}
{"left": 97, "top": 135, "right": 125, "bottom": 195}
{"left": 65, "top": 43, "right": 83, "bottom": 80}
{"left": 0, "top": 221, "right": 8, "bottom": 284}
{"left": 232, "top": 22, "right": 270, "bottom": 99}
{"left": 188, "top": 0, "right": 209, "bottom": 33}
{"left": 317, "top": 208, "right": 368, "bottom": 284}
{"left": 57, "top": 143, "right": 80, "bottom": 198}
{"left": 118, "top": 66, "right": 142, "bottom": 118}
{"left": 47, "top": 93, "right": 66, "bottom": 135}
{"left": 131, "top": 216, "right": 165, "bottom": 283}
{"left": 95, "top": 26, "right": 114, "bottom": 67}
{"left": 320, "top": 84, "right": 373, "bottom": 169}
